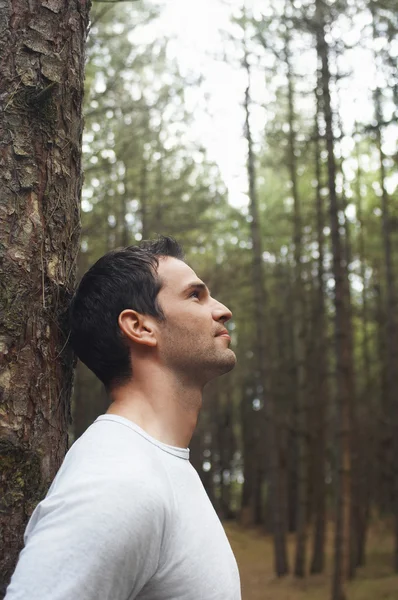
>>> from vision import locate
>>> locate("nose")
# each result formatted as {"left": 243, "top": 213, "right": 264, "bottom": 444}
{"left": 212, "top": 299, "right": 232, "bottom": 324}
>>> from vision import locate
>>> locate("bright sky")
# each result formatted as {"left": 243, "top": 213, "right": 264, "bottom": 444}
{"left": 147, "top": 0, "right": 250, "bottom": 209}
{"left": 129, "top": 0, "right": 397, "bottom": 207}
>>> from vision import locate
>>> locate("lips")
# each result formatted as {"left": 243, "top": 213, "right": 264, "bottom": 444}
{"left": 216, "top": 329, "right": 230, "bottom": 339}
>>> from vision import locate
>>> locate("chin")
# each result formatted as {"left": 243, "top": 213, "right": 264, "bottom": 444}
{"left": 212, "top": 350, "right": 237, "bottom": 377}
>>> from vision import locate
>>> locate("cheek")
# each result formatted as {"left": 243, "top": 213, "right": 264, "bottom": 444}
{"left": 163, "top": 305, "right": 214, "bottom": 334}
{"left": 176, "top": 316, "right": 211, "bottom": 338}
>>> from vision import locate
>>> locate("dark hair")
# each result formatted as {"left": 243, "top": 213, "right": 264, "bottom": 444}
{"left": 69, "top": 236, "right": 184, "bottom": 390}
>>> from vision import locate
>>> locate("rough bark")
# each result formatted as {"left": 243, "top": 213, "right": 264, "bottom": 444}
{"left": 0, "top": 0, "right": 90, "bottom": 590}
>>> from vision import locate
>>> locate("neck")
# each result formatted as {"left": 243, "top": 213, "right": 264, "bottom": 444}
{"left": 106, "top": 366, "right": 203, "bottom": 448}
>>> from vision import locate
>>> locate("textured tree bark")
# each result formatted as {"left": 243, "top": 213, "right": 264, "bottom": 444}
{"left": 0, "top": 0, "right": 90, "bottom": 591}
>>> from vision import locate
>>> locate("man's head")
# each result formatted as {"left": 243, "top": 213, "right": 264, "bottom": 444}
{"left": 69, "top": 236, "right": 236, "bottom": 391}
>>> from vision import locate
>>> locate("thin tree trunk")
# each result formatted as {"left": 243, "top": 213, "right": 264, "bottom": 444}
{"left": 119, "top": 187, "right": 131, "bottom": 247}
{"left": 310, "top": 112, "right": 328, "bottom": 576}
{"left": 140, "top": 158, "right": 149, "bottom": 239}
{"left": 336, "top": 115, "right": 358, "bottom": 580}
{"left": 374, "top": 277, "right": 392, "bottom": 517}
{"left": 275, "top": 268, "right": 293, "bottom": 543}
{"left": 154, "top": 130, "right": 164, "bottom": 234}
{"left": 240, "top": 383, "right": 256, "bottom": 526}
{"left": 374, "top": 85, "right": 398, "bottom": 573}
{"left": 285, "top": 303, "right": 298, "bottom": 534}
{"left": 0, "top": 0, "right": 90, "bottom": 591}
{"left": 353, "top": 133, "right": 372, "bottom": 567}
{"left": 243, "top": 47, "right": 289, "bottom": 576}
{"left": 370, "top": 9, "right": 398, "bottom": 553}
{"left": 284, "top": 28, "right": 308, "bottom": 579}
{"left": 215, "top": 375, "right": 236, "bottom": 520}
{"left": 315, "top": 2, "right": 353, "bottom": 597}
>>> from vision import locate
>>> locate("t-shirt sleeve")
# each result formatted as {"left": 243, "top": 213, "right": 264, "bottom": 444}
{"left": 5, "top": 471, "right": 166, "bottom": 600}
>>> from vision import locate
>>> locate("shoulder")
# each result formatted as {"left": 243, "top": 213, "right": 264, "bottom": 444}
{"left": 44, "top": 419, "right": 174, "bottom": 522}
{"left": 10, "top": 423, "right": 171, "bottom": 600}
{"left": 26, "top": 443, "right": 170, "bottom": 552}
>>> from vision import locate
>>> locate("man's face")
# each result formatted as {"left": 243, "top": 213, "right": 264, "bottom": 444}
{"left": 155, "top": 257, "right": 236, "bottom": 385}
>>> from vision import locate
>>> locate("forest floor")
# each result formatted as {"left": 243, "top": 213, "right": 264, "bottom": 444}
{"left": 225, "top": 520, "right": 398, "bottom": 600}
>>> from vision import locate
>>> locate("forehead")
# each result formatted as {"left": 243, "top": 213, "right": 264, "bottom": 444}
{"left": 157, "top": 257, "right": 199, "bottom": 292}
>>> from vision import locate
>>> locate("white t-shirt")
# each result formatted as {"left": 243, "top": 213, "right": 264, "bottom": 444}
{"left": 6, "top": 414, "right": 241, "bottom": 600}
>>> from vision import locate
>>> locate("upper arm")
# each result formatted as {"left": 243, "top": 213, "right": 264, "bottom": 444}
{"left": 5, "top": 473, "right": 165, "bottom": 600}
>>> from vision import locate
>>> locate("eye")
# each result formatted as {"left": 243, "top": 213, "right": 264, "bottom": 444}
{"left": 190, "top": 290, "right": 200, "bottom": 299}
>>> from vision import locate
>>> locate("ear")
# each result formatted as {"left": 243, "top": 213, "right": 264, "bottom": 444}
{"left": 118, "top": 310, "right": 157, "bottom": 348}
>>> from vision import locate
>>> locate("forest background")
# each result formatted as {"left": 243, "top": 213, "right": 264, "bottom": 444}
{"left": 1, "top": 0, "right": 398, "bottom": 599}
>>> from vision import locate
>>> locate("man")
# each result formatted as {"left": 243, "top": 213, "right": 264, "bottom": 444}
{"left": 6, "top": 236, "right": 241, "bottom": 600}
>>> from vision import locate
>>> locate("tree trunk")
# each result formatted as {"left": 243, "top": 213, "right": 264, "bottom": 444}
{"left": 284, "top": 28, "right": 308, "bottom": 579}
{"left": 219, "top": 415, "right": 235, "bottom": 520}
{"left": 353, "top": 132, "right": 372, "bottom": 567}
{"left": 243, "top": 47, "right": 289, "bottom": 576}
{"left": 373, "top": 277, "right": 392, "bottom": 517}
{"left": 140, "top": 157, "right": 149, "bottom": 239}
{"left": 240, "top": 383, "right": 257, "bottom": 526}
{"left": 212, "top": 378, "right": 236, "bottom": 520}
{"left": 310, "top": 112, "right": 328, "bottom": 576}
{"left": 315, "top": 2, "right": 353, "bottom": 597}
{"left": 0, "top": 0, "right": 90, "bottom": 591}
{"left": 119, "top": 188, "right": 131, "bottom": 247}
{"left": 370, "top": 9, "right": 398, "bottom": 559}
{"left": 336, "top": 115, "right": 358, "bottom": 580}
{"left": 154, "top": 130, "right": 165, "bottom": 235}
{"left": 374, "top": 86, "right": 398, "bottom": 572}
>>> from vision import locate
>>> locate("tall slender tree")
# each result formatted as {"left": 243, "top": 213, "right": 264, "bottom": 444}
{"left": 310, "top": 107, "right": 329, "bottom": 576}
{"left": 371, "top": 5, "right": 398, "bottom": 570}
{"left": 314, "top": 0, "right": 355, "bottom": 597}
{"left": 353, "top": 131, "right": 372, "bottom": 568}
{"left": 243, "top": 41, "right": 289, "bottom": 576}
{"left": 283, "top": 15, "right": 309, "bottom": 578}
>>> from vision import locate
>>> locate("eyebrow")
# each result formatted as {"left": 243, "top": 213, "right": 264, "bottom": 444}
{"left": 183, "top": 282, "right": 211, "bottom": 296}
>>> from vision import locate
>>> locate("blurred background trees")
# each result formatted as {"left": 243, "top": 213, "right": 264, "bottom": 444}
{"left": 74, "top": 0, "right": 398, "bottom": 598}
